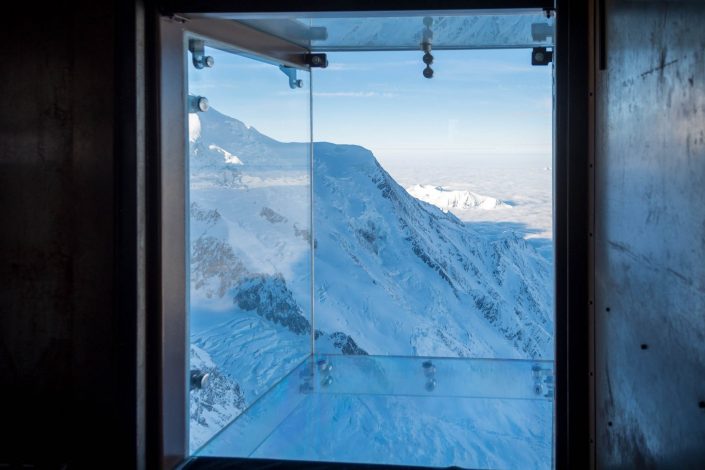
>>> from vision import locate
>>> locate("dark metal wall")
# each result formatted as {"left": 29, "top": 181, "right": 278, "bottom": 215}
{"left": 595, "top": 1, "right": 705, "bottom": 468}
{"left": 0, "top": 3, "right": 140, "bottom": 467}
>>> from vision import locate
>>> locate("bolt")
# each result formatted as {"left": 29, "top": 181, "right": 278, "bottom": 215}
{"left": 423, "top": 65, "right": 434, "bottom": 79}
{"left": 204, "top": 56, "right": 215, "bottom": 68}
{"left": 190, "top": 370, "right": 210, "bottom": 390}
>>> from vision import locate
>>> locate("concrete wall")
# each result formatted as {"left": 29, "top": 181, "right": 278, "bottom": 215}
{"left": 0, "top": 4, "right": 136, "bottom": 466}
{"left": 595, "top": 1, "right": 705, "bottom": 468}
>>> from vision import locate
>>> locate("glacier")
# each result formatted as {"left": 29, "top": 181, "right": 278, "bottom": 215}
{"left": 187, "top": 107, "right": 554, "bottom": 467}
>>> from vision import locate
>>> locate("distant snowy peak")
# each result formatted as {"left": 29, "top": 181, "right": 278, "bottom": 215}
{"left": 406, "top": 184, "right": 511, "bottom": 212}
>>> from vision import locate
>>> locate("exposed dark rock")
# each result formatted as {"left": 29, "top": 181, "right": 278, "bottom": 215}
{"left": 260, "top": 206, "right": 287, "bottom": 223}
{"left": 234, "top": 274, "right": 311, "bottom": 335}
{"left": 329, "top": 332, "right": 368, "bottom": 355}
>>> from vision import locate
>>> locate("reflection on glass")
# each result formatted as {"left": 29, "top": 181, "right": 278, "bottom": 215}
{"left": 187, "top": 44, "right": 312, "bottom": 452}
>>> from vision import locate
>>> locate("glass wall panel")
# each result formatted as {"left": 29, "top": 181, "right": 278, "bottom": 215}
{"left": 313, "top": 49, "right": 554, "bottom": 362}
{"left": 185, "top": 10, "right": 556, "bottom": 469}
{"left": 186, "top": 41, "right": 312, "bottom": 453}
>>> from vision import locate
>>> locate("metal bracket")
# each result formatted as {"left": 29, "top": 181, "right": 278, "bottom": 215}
{"left": 279, "top": 65, "right": 303, "bottom": 89}
{"left": 532, "top": 364, "right": 554, "bottom": 398}
{"left": 421, "top": 16, "right": 434, "bottom": 79}
{"left": 531, "top": 22, "right": 554, "bottom": 42}
{"left": 188, "top": 39, "right": 214, "bottom": 69}
{"left": 188, "top": 95, "right": 209, "bottom": 113}
{"left": 305, "top": 53, "right": 328, "bottom": 68}
{"left": 531, "top": 47, "right": 554, "bottom": 66}
{"left": 190, "top": 370, "right": 210, "bottom": 390}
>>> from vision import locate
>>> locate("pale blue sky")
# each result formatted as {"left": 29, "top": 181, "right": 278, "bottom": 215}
{"left": 189, "top": 47, "right": 553, "bottom": 166}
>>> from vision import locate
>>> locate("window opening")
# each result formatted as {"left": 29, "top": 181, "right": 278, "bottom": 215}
{"left": 183, "top": 9, "right": 556, "bottom": 469}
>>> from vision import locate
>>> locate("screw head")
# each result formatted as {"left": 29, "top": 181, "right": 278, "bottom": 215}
{"left": 423, "top": 66, "right": 434, "bottom": 79}
{"left": 204, "top": 56, "right": 215, "bottom": 68}
{"left": 423, "top": 52, "right": 434, "bottom": 65}
{"left": 197, "top": 97, "right": 209, "bottom": 112}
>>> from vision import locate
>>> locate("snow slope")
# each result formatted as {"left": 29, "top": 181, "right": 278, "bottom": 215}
{"left": 313, "top": 143, "right": 552, "bottom": 358}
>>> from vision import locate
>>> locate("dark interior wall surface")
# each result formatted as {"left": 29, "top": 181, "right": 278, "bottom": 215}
{"left": 595, "top": 1, "right": 705, "bottom": 468}
{"left": 0, "top": 3, "right": 137, "bottom": 466}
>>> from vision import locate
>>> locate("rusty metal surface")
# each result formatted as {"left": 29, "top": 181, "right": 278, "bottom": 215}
{"left": 594, "top": 1, "right": 705, "bottom": 468}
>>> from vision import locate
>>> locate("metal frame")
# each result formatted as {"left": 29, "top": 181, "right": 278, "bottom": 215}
{"left": 180, "top": 18, "right": 310, "bottom": 69}
{"left": 553, "top": 1, "right": 590, "bottom": 469}
{"left": 151, "top": 1, "right": 591, "bottom": 468}
{"left": 158, "top": 16, "right": 190, "bottom": 468}
{"left": 159, "top": 0, "right": 554, "bottom": 15}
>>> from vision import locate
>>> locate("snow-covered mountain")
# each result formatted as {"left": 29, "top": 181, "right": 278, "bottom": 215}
{"left": 190, "top": 345, "right": 246, "bottom": 450}
{"left": 187, "top": 107, "right": 553, "bottom": 456}
{"left": 406, "top": 184, "right": 511, "bottom": 212}
{"left": 312, "top": 143, "right": 552, "bottom": 358}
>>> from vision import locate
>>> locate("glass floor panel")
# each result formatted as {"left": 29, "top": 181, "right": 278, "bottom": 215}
{"left": 196, "top": 354, "right": 554, "bottom": 469}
